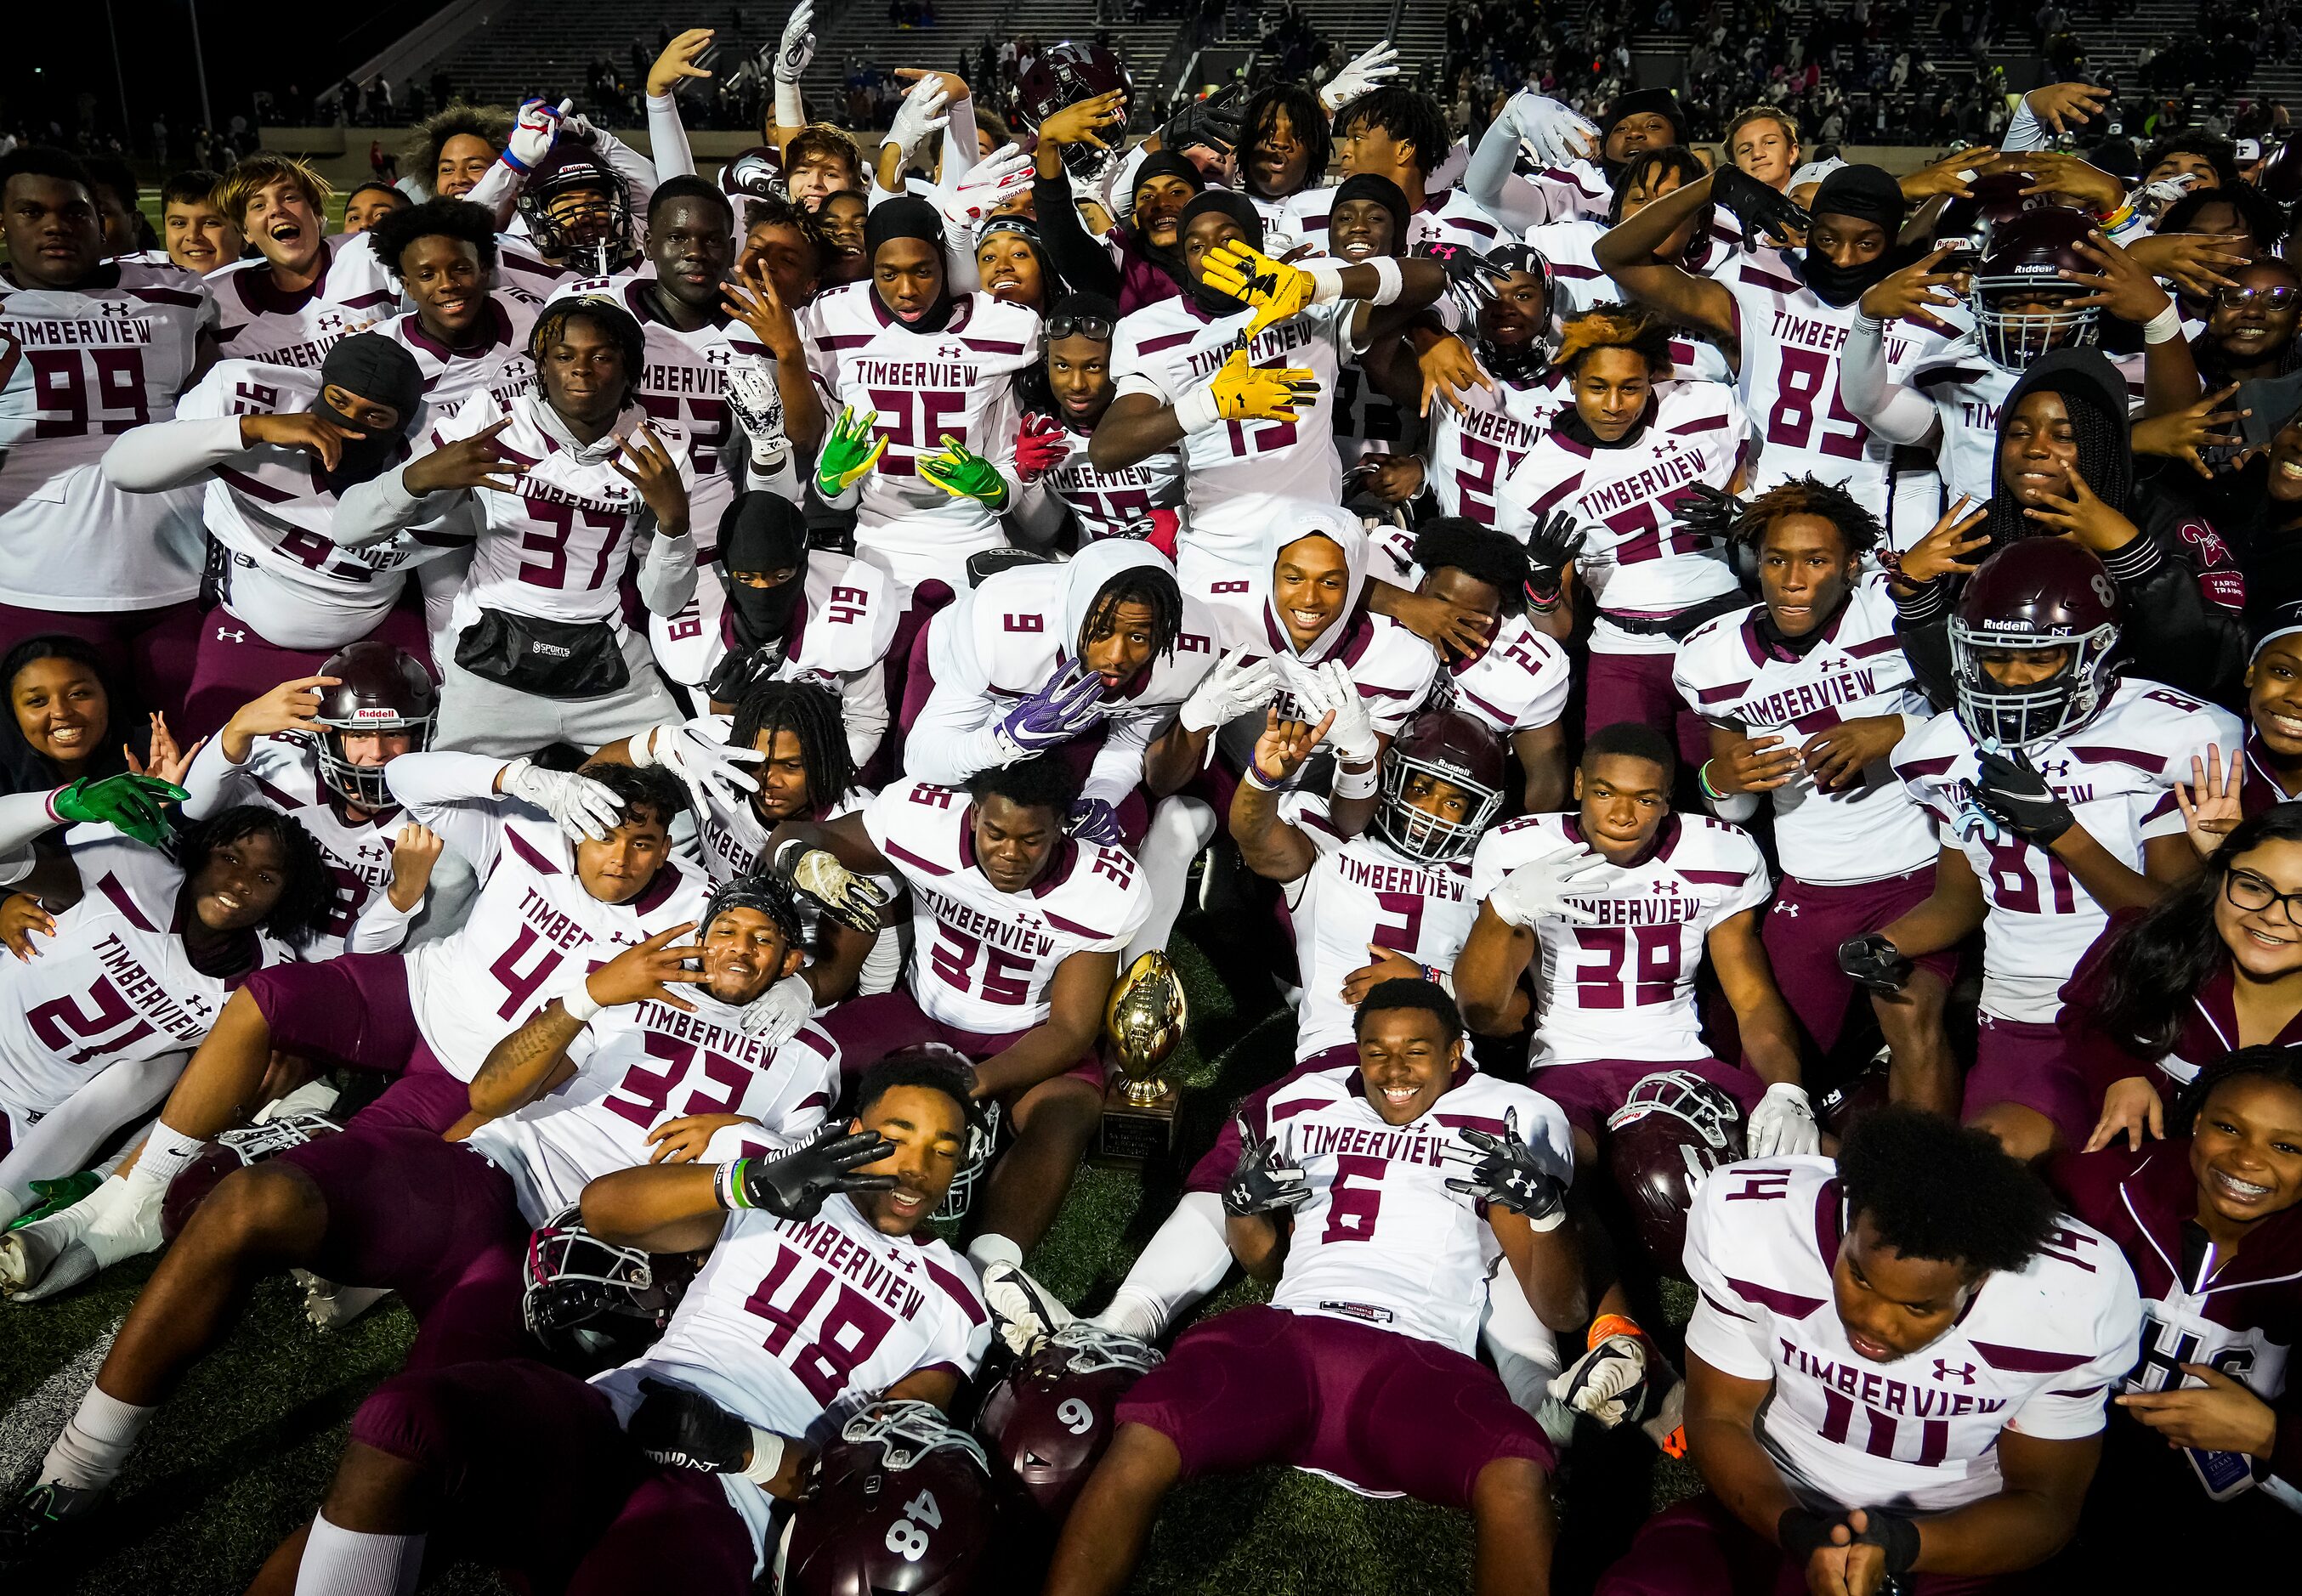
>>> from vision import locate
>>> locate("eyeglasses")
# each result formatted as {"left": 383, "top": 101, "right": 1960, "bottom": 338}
{"left": 2214, "top": 285, "right": 2300, "bottom": 310}
{"left": 2225, "top": 868, "right": 2302, "bottom": 925}
{"left": 1046, "top": 314, "right": 1116, "bottom": 342}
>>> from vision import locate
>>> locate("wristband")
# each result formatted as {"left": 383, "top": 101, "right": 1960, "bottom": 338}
{"left": 715, "top": 1157, "right": 754, "bottom": 1211}
{"left": 741, "top": 1429, "right": 787, "bottom": 1487}
{"left": 1243, "top": 761, "right": 1284, "bottom": 790}
{"left": 1332, "top": 760, "right": 1379, "bottom": 800}
{"left": 2141, "top": 303, "right": 2183, "bottom": 344}
{"left": 1364, "top": 255, "right": 1404, "bottom": 307}
{"left": 1588, "top": 1312, "right": 1648, "bottom": 1350}
{"left": 1301, "top": 258, "right": 1347, "bottom": 305}
{"left": 2098, "top": 199, "right": 2135, "bottom": 230}
{"left": 1171, "top": 384, "right": 1222, "bottom": 434}
{"left": 1860, "top": 1510, "right": 1921, "bottom": 1576}
{"left": 1778, "top": 1507, "right": 1839, "bottom": 1564}
{"left": 560, "top": 977, "right": 604, "bottom": 1023}
{"left": 1697, "top": 760, "right": 1726, "bottom": 802}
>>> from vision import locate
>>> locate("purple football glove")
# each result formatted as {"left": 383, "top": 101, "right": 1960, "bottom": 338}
{"left": 994, "top": 660, "right": 1108, "bottom": 760}
{"left": 1066, "top": 796, "right": 1126, "bottom": 845}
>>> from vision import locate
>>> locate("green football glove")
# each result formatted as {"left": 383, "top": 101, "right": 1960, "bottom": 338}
{"left": 50, "top": 773, "right": 189, "bottom": 847}
{"left": 9, "top": 1173, "right": 99, "bottom": 1231}
{"left": 814, "top": 405, "right": 888, "bottom": 498}
{"left": 917, "top": 435, "right": 1011, "bottom": 511}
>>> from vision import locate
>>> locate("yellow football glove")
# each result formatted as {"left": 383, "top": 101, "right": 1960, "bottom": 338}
{"left": 1205, "top": 349, "right": 1321, "bottom": 423}
{"left": 1201, "top": 239, "right": 1319, "bottom": 340}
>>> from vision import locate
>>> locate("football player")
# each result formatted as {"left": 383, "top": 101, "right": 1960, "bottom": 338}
{"left": 483, "top": 128, "right": 657, "bottom": 281}
{"left": 1726, "top": 108, "right": 1802, "bottom": 194}
{"left": 1861, "top": 537, "right": 2241, "bottom": 1160}
{"left": 770, "top": 754, "right": 1149, "bottom": 1282}
{"left": 207, "top": 154, "right": 398, "bottom": 367}
{"left": 1672, "top": 480, "right": 1955, "bottom": 1111}
{"left": 1316, "top": 173, "right": 1419, "bottom": 473}
{"left": 334, "top": 296, "right": 697, "bottom": 754}
{"left": 1602, "top": 1107, "right": 2140, "bottom": 1594}
{"left": 1009, "top": 291, "right": 1187, "bottom": 548}
{"left": 342, "top": 181, "right": 409, "bottom": 237}
{"left": 407, "top": 101, "right": 512, "bottom": 201}
{"left": 156, "top": 167, "right": 243, "bottom": 276}
{"left": 1238, "top": 78, "right": 1332, "bottom": 228}
{"left": 1283, "top": 86, "right": 1505, "bottom": 252}
{"left": 366, "top": 197, "right": 542, "bottom": 414}
{"left": 1454, "top": 722, "right": 1816, "bottom": 1165}
{"left": 234, "top": 1052, "right": 988, "bottom": 1593}
{"left": 1046, "top": 980, "right": 1580, "bottom": 1596}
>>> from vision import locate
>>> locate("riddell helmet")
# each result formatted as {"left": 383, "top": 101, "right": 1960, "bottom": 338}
{"left": 719, "top": 144, "right": 785, "bottom": 203}
{"left": 1375, "top": 710, "right": 1507, "bottom": 863}
{"left": 975, "top": 1323, "right": 1162, "bottom": 1520}
{"left": 1948, "top": 538, "right": 2122, "bottom": 751}
{"left": 1013, "top": 41, "right": 1135, "bottom": 182}
{"left": 522, "top": 1204, "right": 692, "bottom": 1371}
{"left": 1603, "top": 1071, "right": 1745, "bottom": 1274}
{"left": 517, "top": 141, "right": 638, "bottom": 274}
{"left": 1971, "top": 206, "right": 2101, "bottom": 370}
{"left": 779, "top": 1401, "right": 1001, "bottom": 1596}
{"left": 160, "top": 1112, "right": 342, "bottom": 1242}
{"left": 314, "top": 641, "right": 435, "bottom": 808}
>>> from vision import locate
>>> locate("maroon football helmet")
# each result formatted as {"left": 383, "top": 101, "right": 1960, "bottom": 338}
{"left": 780, "top": 1401, "right": 1000, "bottom": 1595}
{"left": 160, "top": 1112, "right": 342, "bottom": 1242}
{"left": 1816, "top": 1062, "right": 1889, "bottom": 1140}
{"left": 522, "top": 1203, "right": 694, "bottom": 1371}
{"left": 314, "top": 641, "right": 435, "bottom": 807}
{"left": 1012, "top": 42, "right": 1134, "bottom": 181}
{"left": 1948, "top": 538, "right": 2121, "bottom": 750}
{"left": 1971, "top": 206, "right": 2100, "bottom": 369}
{"left": 1375, "top": 709, "right": 1506, "bottom": 863}
{"left": 1603, "top": 1071, "right": 1745, "bottom": 1274}
{"left": 719, "top": 144, "right": 785, "bottom": 203}
{"left": 976, "top": 1323, "right": 1161, "bottom": 1520}
{"left": 516, "top": 140, "right": 638, "bottom": 273}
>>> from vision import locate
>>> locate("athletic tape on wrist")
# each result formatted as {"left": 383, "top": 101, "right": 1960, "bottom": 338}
{"left": 1364, "top": 255, "right": 1404, "bottom": 307}
{"left": 1331, "top": 761, "right": 1378, "bottom": 800}
{"left": 742, "top": 1430, "right": 787, "bottom": 1486}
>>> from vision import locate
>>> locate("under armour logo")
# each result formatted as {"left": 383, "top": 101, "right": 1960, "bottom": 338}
{"left": 2034, "top": 757, "right": 2072, "bottom": 780}
{"left": 704, "top": 347, "right": 734, "bottom": 365}
{"left": 94, "top": 301, "right": 128, "bottom": 317}
{"left": 1775, "top": 901, "right": 1800, "bottom": 917}
{"left": 215, "top": 626, "right": 247, "bottom": 643}
{"left": 1932, "top": 1358, "right": 1977, "bottom": 1386}
{"left": 935, "top": 342, "right": 967, "bottom": 360}
{"left": 316, "top": 312, "right": 346, "bottom": 333}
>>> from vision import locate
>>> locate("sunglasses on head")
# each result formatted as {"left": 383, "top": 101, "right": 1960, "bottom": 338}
{"left": 1046, "top": 314, "right": 1116, "bottom": 342}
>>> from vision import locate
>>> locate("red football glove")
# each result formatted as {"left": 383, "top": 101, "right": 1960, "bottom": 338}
{"left": 1141, "top": 507, "right": 1181, "bottom": 559}
{"left": 1015, "top": 413, "right": 1070, "bottom": 484}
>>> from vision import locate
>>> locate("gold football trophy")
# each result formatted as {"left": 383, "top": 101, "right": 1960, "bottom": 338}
{"left": 1095, "top": 950, "right": 1188, "bottom": 1164}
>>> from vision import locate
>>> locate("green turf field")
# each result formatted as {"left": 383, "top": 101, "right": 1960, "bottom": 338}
{"left": 0, "top": 908, "right": 1700, "bottom": 1593}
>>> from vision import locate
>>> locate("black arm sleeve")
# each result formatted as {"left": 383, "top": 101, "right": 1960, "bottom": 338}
{"left": 1031, "top": 173, "right": 1121, "bottom": 300}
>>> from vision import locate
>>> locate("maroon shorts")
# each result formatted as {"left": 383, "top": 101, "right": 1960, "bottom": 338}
{"left": 1182, "top": 1046, "right": 1355, "bottom": 1196}
{"left": 349, "top": 1356, "right": 757, "bottom": 1593}
{"left": 1537, "top": 1055, "right": 1766, "bottom": 1143}
{"left": 242, "top": 952, "right": 470, "bottom": 1133}
{"left": 1597, "top": 1492, "right": 2017, "bottom": 1596}
{"left": 1116, "top": 1302, "right": 1554, "bottom": 1508}
{"left": 181, "top": 605, "right": 436, "bottom": 741}
{"left": 1963, "top": 1014, "right": 2091, "bottom": 1151}
{"left": 820, "top": 987, "right": 1104, "bottom": 1093}
{"left": 1585, "top": 648, "right": 1710, "bottom": 772}
{"left": 1762, "top": 867, "right": 1953, "bottom": 1055}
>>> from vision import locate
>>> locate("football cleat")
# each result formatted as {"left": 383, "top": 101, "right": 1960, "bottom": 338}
{"left": 0, "top": 1480, "right": 103, "bottom": 1570}
{"left": 8, "top": 1178, "right": 164, "bottom": 1301}
{"left": 981, "top": 1260, "right": 1074, "bottom": 1357}
{"left": 295, "top": 1273, "right": 393, "bottom": 1330}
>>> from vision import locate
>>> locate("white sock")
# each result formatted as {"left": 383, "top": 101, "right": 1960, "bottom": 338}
{"left": 1480, "top": 1267, "right": 1563, "bottom": 1415}
{"left": 41, "top": 1384, "right": 154, "bottom": 1491}
{"left": 294, "top": 1511, "right": 423, "bottom": 1596}
{"left": 1125, "top": 797, "right": 1217, "bottom": 965}
{"left": 123, "top": 1123, "right": 207, "bottom": 1201}
{"left": 1088, "top": 1191, "right": 1231, "bottom": 1340}
{"left": 966, "top": 1231, "right": 1025, "bottom": 1275}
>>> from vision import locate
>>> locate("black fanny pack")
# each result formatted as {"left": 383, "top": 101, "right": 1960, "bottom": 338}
{"left": 453, "top": 608, "right": 629, "bottom": 699}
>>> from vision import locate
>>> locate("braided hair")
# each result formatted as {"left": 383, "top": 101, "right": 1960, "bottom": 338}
{"left": 1727, "top": 477, "right": 1883, "bottom": 558}
{"left": 730, "top": 678, "right": 855, "bottom": 819}
{"left": 1981, "top": 382, "right": 2129, "bottom": 549}
{"left": 528, "top": 297, "right": 647, "bottom": 410}
{"left": 173, "top": 805, "right": 335, "bottom": 950}
{"left": 1081, "top": 565, "right": 1186, "bottom": 663}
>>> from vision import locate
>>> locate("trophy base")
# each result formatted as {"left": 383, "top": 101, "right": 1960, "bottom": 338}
{"left": 1094, "top": 1075, "right": 1180, "bottom": 1167}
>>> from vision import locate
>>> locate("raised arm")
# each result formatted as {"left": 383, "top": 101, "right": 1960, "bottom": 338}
{"left": 1226, "top": 706, "right": 1329, "bottom": 882}
{"left": 1593, "top": 171, "right": 1739, "bottom": 342}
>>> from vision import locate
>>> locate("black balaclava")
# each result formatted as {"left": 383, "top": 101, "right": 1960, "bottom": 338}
{"left": 1175, "top": 190, "right": 1266, "bottom": 318}
{"left": 1983, "top": 348, "right": 2133, "bottom": 549}
{"left": 1331, "top": 172, "right": 1409, "bottom": 251}
{"left": 315, "top": 332, "right": 424, "bottom": 492}
{"left": 716, "top": 491, "right": 810, "bottom": 657}
{"left": 1796, "top": 166, "right": 1908, "bottom": 308}
{"left": 865, "top": 195, "right": 955, "bottom": 332}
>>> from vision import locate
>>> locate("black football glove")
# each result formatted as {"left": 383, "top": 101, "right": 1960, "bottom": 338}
{"left": 1709, "top": 165, "right": 1813, "bottom": 249}
{"left": 1836, "top": 932, "right": 1914, "bottom": 995}
{"left": 723, "top": 1127, "right": 897, "bottom": 1220}
{"left": 1415, "top": 239, "right": 1511, "bottom": 320}
{"left": 1853, "top": 1508, "right": 1922, "bottom": 1576}
{"left": 1671, "top": 482, "right": 1745, "bottom": 547}
{"left": 1158, "top": 82, "right": 1246, "bottom": 158}
{"left": 1222, "top": 1119, "right": 1311, "bottom": 1217}
{"left": 1972, "top": 743, "right": 2076, "bottom": 846}
{"left": 1443, "top": 1107, "right": 1567, "bottom": 1229}
{"left": 627, "top": 1377, "right": 753, "bottom": 1473}
{"left": 1524, "top": 509, "right": 1588, "bottom": 606}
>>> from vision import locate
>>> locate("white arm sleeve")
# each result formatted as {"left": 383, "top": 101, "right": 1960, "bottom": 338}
{"left": 0, "top": 790, "right": 61, "bottom": 857}
{"left": 1008, "top": 479, "right": 1069, "bottom": 549}
{"left": 100, "top": 414, "right": 247, "bottom": 492}
{"left": 2003, "top": 98, "right": 2048, "bottom": 153}
{"left": 1839, "top": 316, "right": 1940, "bottom": 444}
{"left": 466, "top": 159, "right": 523, "bottom": 229}
{"left": 904, "top": 603, "right": 1012, "bottom": 784}
{"left": 1081, "top": 711, "right": 1157, "bottom": 808}
{"left": 348, "top": 890, "right": 422, "bottom": 954}
{"left": 177, "top": 734, "right": 254, "bottom": 821}
{"left": 838, "top": 664, "right": 890, "bottom": 770}
{"left": 638, "top": 529, "right": 700, "bottom": 617}
{"left": 1463, "top": 110, "right": 1522, "bottom": 214}
{"left": 644, "top": 93, "right": 698, "bottom": 180}
{"left": 593, "top": 127, "right": 661, "bottom": 220}
{"left": 383, "top": 750, "right": 511, "bottom": 809}
{"left": 938, "top": 96, "right": 980, "bottom": 188}
{"left": 0, "top": 1051, "right": 185, "bottom": 1208}
{"left": 334, "top": 463, "right": 450, "bottom": 547}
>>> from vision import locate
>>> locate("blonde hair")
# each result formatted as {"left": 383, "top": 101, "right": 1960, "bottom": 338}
{"left": 1556, "top": 302, "right": 1676, "bottom": 376}
{"left": 1725, "top": 106, "right": 1800, "bottom": 153}
{"left": 214, "top": 153, "right": 332, "bottom": 226}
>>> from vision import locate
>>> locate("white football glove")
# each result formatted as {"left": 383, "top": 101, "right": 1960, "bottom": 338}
{"left": 1546, "top": 1333, "right": 1653, "bottom": 1427}
{"left": 737, "top": 973, "right": 816, "bottom": 1044}
{"left": 725, "top": 366, "right": 790, "bottom": 469}
{"left": 1280, "top": 658, "right": 1378, "bottom": 763}
{"left": 501, "top": 756, "right": 627, "bottom": 842}
{"left": 1487, "top": 841, "right": 1609, "bottom": 929}
{"left": 1179, "top": 646, "right": 1281, "bottom": 734}
{"left": 632, "top": 717, "right": 765, "bottom": 813}
{"left": 982, "top": 1259, "right": 1075, "bottom": 1356}
{"left": 773, "top": 0, "right": 816, "bottom": 84}
{"left": 1746, "top": 1080, "right": 1822, "bottom": 1158}
{"left": 884, "top": 76, "right": 951, "bottom": 162}
{"left": 1318, "top": 39, "right": 1401, "bottom": 113}
{"left": 940, "top": 144, "right": 1034, "bottom": 232}
{"left": 504, "top": 97, "right": 573, "bottom": 173}
{"left": 1510, "top": 93, "right": 1603, "bottom": 169}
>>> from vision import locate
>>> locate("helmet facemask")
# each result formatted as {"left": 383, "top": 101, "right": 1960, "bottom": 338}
{"left": 1373, "top": 754, "right": 1503, "bottom": 864}
{"left": 520, "top": 172, "right": 636, "bottom": 277}
{"left": 1948, "top": 616, "right": 2119, "bottom": 751}
{"left": 314, "top": 704, "right": 433, "bottom": 809}
{"left": 1973, "top": 280, "right": 2100, "bottom": 370}
{"left": 932, "top": 1099, "right": 1002, "bottom": 1224}
{"left": 521, "top": 1206, "right": 681, "bottom": 1364}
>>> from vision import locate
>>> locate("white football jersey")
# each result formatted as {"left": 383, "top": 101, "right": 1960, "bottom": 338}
{"left": 1429, "top": 614, "right": 1572, "bottom": 736}
{"left": 207, "top": 237, "right": 399, "bottom": 368}
{"left": 593, "top": 1191, "right": 990, "bottom": 1565}
{"left": 801, "top": 284, "right": 1038, "bottom": 564}
{"left": 1723, "top": 248, "right": 1957, "bottom": 515}
{"left": 179, "top": 734, "right": 403, "bottom": 959}
{"left": 1907, "top": 333, "right": 2145, "bottom": 507}
{"left": 372, "top": 293, "right": 542, "bottom": 415}
{"left": 1470, "top": 811, "right": 1772, "bottom": 1067}
{"left": 1249, "top": 1061, "right": 1573, "bottom": 1353}
{"left": 428, "top": 388, "right": 694, "bottom": 629}
{"left": 1894, "top": 679, "right": 2240, "bottom": 1022}
{"left": 466, "top": 998, "right": 841, "bottom": 1225}
{"left": 1425, "top": 362, "right": 1572, "bottom": 535}
{"left": 0, "top": 836, "right": 241, "bottom": 1119}
{"left": 0, "top": 260, "right": 213, "bottom": 608}
{"left": 1034, "top": 416, "right": 1184, "bottom": 542}
{"left": 1685, "top": 1156, "right": 2140, "bottom": 1514}
{"left": 861, "top": 779, "right": 1152, "bottom": 1036}
{"left": 175, "top": 359, "right": 475, "bottom": 649}
{"left": 1500, "top": 381, "right": 1749, "bottom": 654}
{"left": 1229, "top": 605, "right": 1439, "bottom": 746}
{"left": 1110, "top": 297, "right": 1358, "bottom": 567}
{"left": 1671, "top": 578, "right": 1937, "bottom": 886}
{"left": 1278, "top": 793, "right": 1481, "bottom": 1061}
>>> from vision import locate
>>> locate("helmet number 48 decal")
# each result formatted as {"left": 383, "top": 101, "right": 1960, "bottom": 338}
{"left": 886, "top": 1490, "right": 943, "bottom": 1561}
